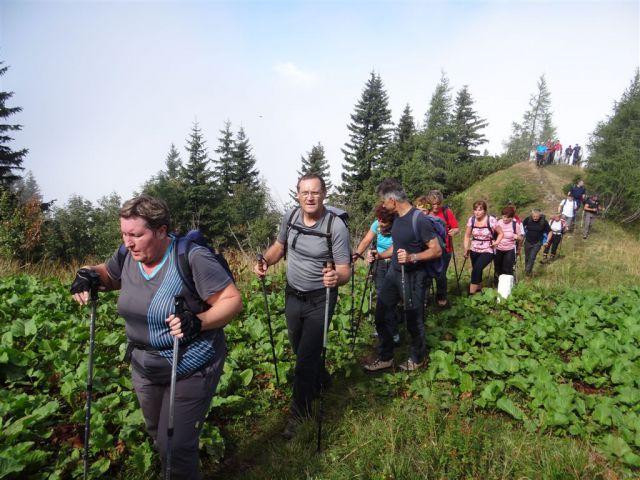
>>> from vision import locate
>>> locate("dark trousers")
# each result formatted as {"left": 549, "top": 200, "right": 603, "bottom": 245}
{"left": 285, "top": 289, "right": 337, "bottom": 418}
{"left": 373, "top": 259, "right": 399, "bottom": 333}
{"left": 470, "top": 251, "right": 493, "bottom": 285}
{"left": 543, "top": 235, "right": 562, "bottom": 256}
{"left": 435, "top": 251, "right": 452, "bottom": 301}
{"left": 494, "top": 249, "right": 515, "bottom": 284}
{"left": 131, "top": 345, "right": 226, "bottom": 480}
{"left": 524, "top": 240, "right": 542, "bottom": 274}
{"left": 375, "top": 267, "right": 427, "bottom": 363}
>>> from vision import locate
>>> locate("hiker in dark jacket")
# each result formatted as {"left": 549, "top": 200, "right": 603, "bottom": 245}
{"left": 522, "top": 208, "right": 551, "bottom": 276}
{"left": 71, "top": 195, "right": 242, "bottom": 479}
{"left": 582, "top": 194, "right": 603, "bottom": 239}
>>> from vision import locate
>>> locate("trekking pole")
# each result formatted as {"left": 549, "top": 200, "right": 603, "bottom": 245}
{"left": 456, "top": 255, "right": 468, "bottom": 286}
{"left": 350, "top": 260, "right": 355, "bottom": 339}
{"left": 351, "top": 258, "right": 375, "bottom": 352}
{"left": 450, "top": 241, "right": 462, "bottom": 296}
{"left": 401, "top": 262, "right": 408, "bottom": 314}
{"left": 165, "top": 296, "right": 184, "bottom": 480}
{"left": 317, "top": 260, "right": 334, "bottom": 454}
{"left": 82, "top": 271, "right": 100, "bottom": 480}
{"left": 513, "top": 245, "right": 518, "bottom": 284}
{"left": 256, "top": 254, "right": 280, "bottom": 387}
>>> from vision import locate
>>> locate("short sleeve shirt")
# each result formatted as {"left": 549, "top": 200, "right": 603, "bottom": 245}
{"left": 277, "top": 207, "right": 351, "bottom": 291}
{"left": 106, "top": 237, "right": 232, "bottom": 379}
{"left": 390, "top": 208, "right": 436, "bottom": 271}
{"left": 370, "top": 220, "right": 393, "bottom": 254}
{"left": 496, "top": 219, "right": 524, "bottom": 252}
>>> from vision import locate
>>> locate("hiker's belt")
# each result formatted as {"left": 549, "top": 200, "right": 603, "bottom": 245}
{"left": 286, "top": 284, "right": 335, "bottom": 301}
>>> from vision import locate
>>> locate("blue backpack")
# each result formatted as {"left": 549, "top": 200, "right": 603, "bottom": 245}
{"left": 411, "top": 209, "right": 446, "bottom": 278}
{"left": 117, "top": 229, "right": 235, "bottom": 303}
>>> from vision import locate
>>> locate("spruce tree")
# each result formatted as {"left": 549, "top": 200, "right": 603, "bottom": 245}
{"left": 421, "top": 72, "right": 457, "bottom": 170}
{"left": 182, "top": 122, "right": 215, "bottom": 231}
{"left": 0, "top": 61, "right": 27, "bottom": 188}
{"left": 213, "top": 121, "right": 235, "bottom": 195}
{"left": 587, "top": 70, "right": 640, "bottom": 223}
{"left": 231, "top": 127, "right": 260, "bottom": 190}
{"left": 291, "top": 143, "right": 332, "bottom": 197}
{"left": 504, "top": 74, "right": 557, "bottom": 160}
{"left": 339, "top": 72, "right": 393, "bottom": 207}
{"left": 395, "top": 104, "right": 416, "bottom": 145}
{"left": 452, "top": 85, "right": 488, "bottom": 164}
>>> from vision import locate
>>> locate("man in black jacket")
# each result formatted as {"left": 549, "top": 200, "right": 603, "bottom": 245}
{"left": 522, "top": 209, "right": 551, "bottom": 276}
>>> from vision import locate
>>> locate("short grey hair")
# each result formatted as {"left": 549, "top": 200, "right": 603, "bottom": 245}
{"left": 531, "top": 208, "right": 542, "bottom": 215}
{"left": 427, "top": 190, "right": 444, "bottom": 204}
{"left": 377, "top": 178, "right": 408, "bottom": 202}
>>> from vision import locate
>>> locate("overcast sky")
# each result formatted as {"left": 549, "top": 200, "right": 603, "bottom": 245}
{"left": 1, "top": 0, "right": 638, "bottom": 208}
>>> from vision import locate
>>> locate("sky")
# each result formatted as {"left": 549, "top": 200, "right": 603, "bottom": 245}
{"left": 1, "top": 0, "right": 638, "bottom": 209}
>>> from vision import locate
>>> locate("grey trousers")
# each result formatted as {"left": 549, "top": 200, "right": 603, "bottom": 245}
{"left": 583, "top": 212, "right": 596, "bottom": 237}
{"left": 131, "top": 344, "right": 226, "bottom": 480}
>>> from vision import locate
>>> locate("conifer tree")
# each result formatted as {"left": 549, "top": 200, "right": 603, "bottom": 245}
{"left": 231, "top": 127, "right": 260, "bottom": 190}
{"left": 452, "top": 85, "right": 488, "bottom": 164}
{"left": 421, "top": 72, "right": 457, "bottom": 170}
{"left": 395, "top": 104, "right": 416, "bottom": 145}
{"left": 182, "top": 122, "right": 215, "bottom": 230}
{"left": 0, "top": 61, "right": 27, "bottom": 188}
{"left": 213, "top": 121, "right": 235, "bottom": 195}
{"left": 290, "top": 143, "right": 332, "bottom": 199}
{"left": 588, "top": 70, "right": 640, "bottom": 223}
{"left": 504, "top": 74, "right": 557, "bottom": 160}
{"left": 339, "top": 72, "right": 393, "bottom": 205}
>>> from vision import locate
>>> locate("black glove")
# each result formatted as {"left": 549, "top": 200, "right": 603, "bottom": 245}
{"left": 177, "top": 310, "right": 202, "bottom": 338}
{"left": 70, "top": 268, "right": 101, "bottom": 297}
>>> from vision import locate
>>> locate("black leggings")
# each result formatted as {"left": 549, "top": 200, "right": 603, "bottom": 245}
{"left": 543, "top": 235, "right": 563, "bottom": 256}
{"left": 470, "top": 251, "right": 494, "bottom": 284}
{"left": 494, "top": 249, "right": 515, "bottom": 285}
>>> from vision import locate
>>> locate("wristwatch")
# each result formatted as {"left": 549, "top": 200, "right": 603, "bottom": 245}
{"left": 411, "top": 254, "right": 418, "bottom": 264}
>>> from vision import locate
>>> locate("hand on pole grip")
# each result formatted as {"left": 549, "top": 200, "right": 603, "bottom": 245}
{"left": 70, "top": 268, "right": 101, "bottom": 302}
{"left": 255, "top": 253, "right": 268, "bottom": 278}
{"left": 322, "top": 260, "right": 336, "bottom": 288}
{"left": 167, "top": 296, "right": 201, "bottom": 339}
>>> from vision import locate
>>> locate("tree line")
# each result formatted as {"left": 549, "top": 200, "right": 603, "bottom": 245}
{"left": 1, "top": 59, "right": 638, "bottom": 265}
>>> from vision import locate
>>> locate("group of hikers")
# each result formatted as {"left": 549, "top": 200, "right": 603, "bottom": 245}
{"left": 535, "top": 140, "right": 582, "bottom": 167}
{"left": 68, "top": 173, "right": 604, "bottom": 478}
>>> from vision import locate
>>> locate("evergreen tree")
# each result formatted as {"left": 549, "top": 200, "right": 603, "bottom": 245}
{"left": 421, "top": 72, "right": 457, "bottom": 170}
{"left": 213, "top": 121, "right": 235, "bottom": 195}
{"left": 339, "top": 72, "right": 393, "bottom": 205}
{"left": 395, "top": 104, "right": 416, "bottom": 145}
{"left": 587, "top": 70, "right": 640, "bottom": 223}
{"left": 13, "top": 170, "right": 42, "bottom": 204}
{"left": 182, "top": 122, "right": 216, "bottom": 231}
{"left": 164, "top": 143, "right": 182, "bottom": 178}
{"left": 504, "top": 74, "right": 556, "bottom": 160}
{"left": 290, "top": 143, "right": 332, "bottom": 199}
{"left": 231, "top": 127, "right": 260, "bottom": 190}
{"left": 0, "top": 61, "right": 27, "bottom": 188}
{"left": 452, "top": 85, "right": 488, "bottom": 164}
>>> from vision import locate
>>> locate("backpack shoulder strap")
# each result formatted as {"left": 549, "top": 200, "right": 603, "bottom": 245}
{"left": 175, "top": 237, "right": 198, "bottom": 297}
{"left": 411, "top": 208, "right": 421, "bottom": 240}
{"left": 117, "top": 244, "right": 128, "bottom": 270}
{"left": 325, "top": 210, "right": 336, "bottom": 260}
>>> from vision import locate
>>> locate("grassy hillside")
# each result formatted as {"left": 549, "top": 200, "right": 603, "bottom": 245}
{"left": 206, "top": 162, "right": 639, "bottom": 480}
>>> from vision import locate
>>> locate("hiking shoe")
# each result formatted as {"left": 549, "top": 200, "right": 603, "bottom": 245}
{"left": 363, "top": 357, "right": 394, "bottom": 373}
{"left": 282, "top": 416, "right": 301, "bottom": 440}
{"left": 399, "top": 358, "right": 425, "bottom": 372}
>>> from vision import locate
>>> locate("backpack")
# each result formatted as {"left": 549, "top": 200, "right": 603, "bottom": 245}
{"left": 411, "top": 209, "right": 446, "bottom": 278}
{"left": 470, "top": 215, "right": 498, "bottom": 243}
{"left": 285, "top": 205, "right": 350, "bottom": 261}
{"left": 117, "top": 229, "right": 234, "bottom": 307}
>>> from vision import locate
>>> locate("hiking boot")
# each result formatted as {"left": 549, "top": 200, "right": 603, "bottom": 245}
{"left": 282, "top": 416, "right": 301, "bottom": 440}
{"left": 399, "top": 358, "right": 425, "bottom": 372}
{"left": 363, "top": 357, "right": 394, "bottom": 373}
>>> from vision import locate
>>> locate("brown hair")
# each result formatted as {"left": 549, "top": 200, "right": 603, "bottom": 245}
{"left": 120, "top": 195, "right": 171, "bottom": 231}
{"left": 297, "top": 173, "right": 326, "bottom": 193}
{"left": 374, "top": 203, "right": 395, "bottom": 224}
{"left": 501, "top": 206, "right": 516, "bottom": 218}
{"left": 472, "top": 200, "right": 488, "bottom": 212}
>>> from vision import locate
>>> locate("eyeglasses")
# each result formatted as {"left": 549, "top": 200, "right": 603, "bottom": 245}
{"left": 298, "top": 191, "right": 323, "bottom": 198}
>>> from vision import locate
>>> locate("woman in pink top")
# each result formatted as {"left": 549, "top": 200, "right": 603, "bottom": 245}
{"left": 463, "top": 201, "right": 503, "bottom": 295}
{"left": 493, "top": 205, "right": 524, "bottom": 285}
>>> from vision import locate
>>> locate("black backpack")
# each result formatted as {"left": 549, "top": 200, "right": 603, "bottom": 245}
{"left": 285, "top": 206, "right": 349, "bottom": 260}
{"left": 117, "top": 229, "right": 234, "bottom": 305}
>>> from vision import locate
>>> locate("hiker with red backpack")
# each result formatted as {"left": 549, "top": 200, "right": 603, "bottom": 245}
{"left": 70, "top": 195, "right": 242, "bottom": 480}
{"left": 426, "top": 190, "right": 459, "bottom": 306}
{"left": 463, "top": 200, "right": 504, "bottom": 295}
{"left": 493, "top": 205, "right": 524, "bottom": 285}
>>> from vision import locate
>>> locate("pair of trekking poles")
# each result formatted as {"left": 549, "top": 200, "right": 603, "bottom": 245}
{"left": 256, "top": 254, "right": 333, "bottom": 453}
{"left": 80, "top": 273, "right": 184, "bottom": 480}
